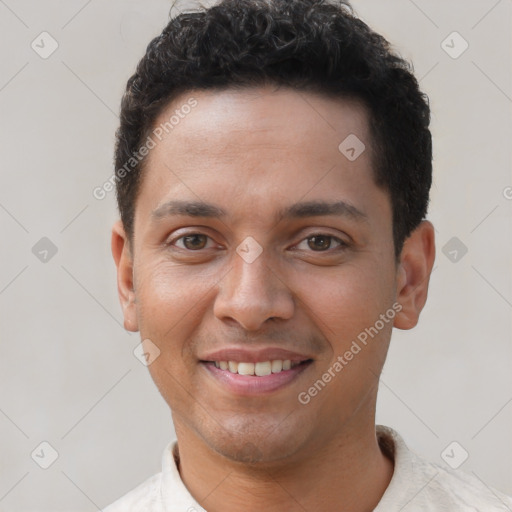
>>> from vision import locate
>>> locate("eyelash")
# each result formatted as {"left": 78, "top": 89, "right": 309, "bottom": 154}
{"left": 169, "top": 232, "right": 348, "bottom": 253}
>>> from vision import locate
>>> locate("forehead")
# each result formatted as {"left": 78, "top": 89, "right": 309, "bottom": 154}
{"left": 150, "top": 86, "right": 371, "bottom": 164}
{"left": 135, "top": 86, "right": 390, "bottom": 232}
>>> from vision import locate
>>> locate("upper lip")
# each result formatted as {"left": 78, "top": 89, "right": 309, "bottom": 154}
{"left": 200, "top": 347, "right": 313, "bottom": 364}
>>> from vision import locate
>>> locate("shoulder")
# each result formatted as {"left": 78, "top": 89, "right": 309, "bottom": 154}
{"left": 102, "top": 472, "right": 163, "bottom": 512}
{"left": 419, "top": 456, "right": 512, "bottom": 510}
{"left": 376, "top": 425, "right": 512, "bottom": 511}
{"left": 101, "top": 441, "right": 204, "bottom": 512}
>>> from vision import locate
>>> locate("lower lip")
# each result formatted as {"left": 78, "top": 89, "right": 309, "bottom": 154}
{"left": 202, "top": 361, "right": 312, "bottom": 395}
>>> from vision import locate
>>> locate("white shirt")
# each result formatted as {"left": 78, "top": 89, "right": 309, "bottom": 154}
{"left": 103, "top": 425, "right": 512, "bottom": 511}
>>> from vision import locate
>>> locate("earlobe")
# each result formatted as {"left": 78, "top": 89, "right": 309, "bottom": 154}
{"left": 393, "top": 220, "right": 436, "bottom": 330}
{"left": 111, "top": 220, "right": 139, "bottom": 332}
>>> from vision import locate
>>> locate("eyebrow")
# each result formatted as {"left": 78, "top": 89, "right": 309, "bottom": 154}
{"left": 279, "top": 200, "right": 368, "bottom": 222}
{"left": 151, "top": 199, "right": 367, "bottom": 223}
{"left": 152, "top": 200, "right": 227, "bottom": 219}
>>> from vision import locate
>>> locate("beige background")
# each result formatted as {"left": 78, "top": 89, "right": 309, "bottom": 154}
{"left": 0, "top": 0, "right": 511, "bottom": 510}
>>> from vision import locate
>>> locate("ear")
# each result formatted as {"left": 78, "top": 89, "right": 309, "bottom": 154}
{"left": 111, "top": 220, "right": 139, "bottom": 332}
{"left": 394, "top": 220, "right": 436, "bottom": 330}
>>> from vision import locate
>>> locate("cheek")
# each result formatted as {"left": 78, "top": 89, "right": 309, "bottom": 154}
{"left": 135, "top": 260, "right": 220, "bottom": 350}
{"left": 294, "top": 261, "right": 391, "bottom": 342}
{"left": 135, "top": 263, "right": 222, "bottom": 409}
{"left": 293, "top": 266, "right": 394, "bottom": 417}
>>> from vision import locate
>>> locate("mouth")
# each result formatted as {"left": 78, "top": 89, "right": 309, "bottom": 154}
{"left": 203, "top": 359, "right": 310, "bottom": 376}
{"left": 199, "top": 349, "right": 314, "bottom": 395}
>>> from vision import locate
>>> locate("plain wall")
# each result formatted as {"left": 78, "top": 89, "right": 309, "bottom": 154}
{"left": 0, "top": 0, "right": 511, "bottom": 510}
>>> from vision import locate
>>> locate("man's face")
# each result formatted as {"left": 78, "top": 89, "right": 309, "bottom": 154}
{"left": 119, "top": 87, "right": 402, "bottom": 463}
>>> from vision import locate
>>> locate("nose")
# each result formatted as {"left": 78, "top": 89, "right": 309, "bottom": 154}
{"left": 213, "top": 248, "right": 295, "bottom": 331}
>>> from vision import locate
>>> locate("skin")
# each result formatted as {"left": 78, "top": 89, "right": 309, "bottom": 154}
{"left": 112, "top": 86, "right": 436, "bottom": 512}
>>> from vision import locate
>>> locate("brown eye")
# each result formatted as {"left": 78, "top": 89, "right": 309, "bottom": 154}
{"left": 180, "top": 234, "right": 208, "bottom": 250}
{"left": 307, "top": 235, "right": 337, "bottom": 251}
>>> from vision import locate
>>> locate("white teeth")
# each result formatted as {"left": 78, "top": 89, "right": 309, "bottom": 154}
{"left": 237, "top": 362, "right": 255, "bottom": 375}
{"left": 255, "top": 361, "right": 272, "bottom": 376}
{"left": 271, "top": 360, "right": 283, "bottom": 373}
{"left": 214, "top": 359, "right": 298, "bottom": 376}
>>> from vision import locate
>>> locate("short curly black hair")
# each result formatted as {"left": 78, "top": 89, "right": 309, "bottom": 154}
{"left": 114, "top": 0, "right": 432, "bottom": 259}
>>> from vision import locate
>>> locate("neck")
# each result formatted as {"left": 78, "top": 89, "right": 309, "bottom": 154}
{"left": 173, "top": 416, "right": 394, "bottom": 512}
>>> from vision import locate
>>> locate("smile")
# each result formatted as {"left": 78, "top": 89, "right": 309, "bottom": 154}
{"left": 202, "top": 358, "right": 313, "bottom": 395}
{"left": 210, "top": 359, "right": 301, "bottom": 376}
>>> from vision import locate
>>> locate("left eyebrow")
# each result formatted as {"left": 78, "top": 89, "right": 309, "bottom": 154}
{"left": 278, "top": 200, "right": 368, "bottom": 223}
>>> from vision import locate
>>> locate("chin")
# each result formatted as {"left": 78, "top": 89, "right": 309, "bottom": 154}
{"left": 199, "top": 413, "right": 310, "bottom": 465}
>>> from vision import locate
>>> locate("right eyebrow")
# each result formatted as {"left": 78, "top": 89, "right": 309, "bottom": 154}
{"left": 151, "top": 200, "right": 227, "bottom": 220}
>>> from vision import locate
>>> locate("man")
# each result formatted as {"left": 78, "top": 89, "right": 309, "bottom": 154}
{"left": 106, "top": 0, "right": 512, "bottom": 510}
